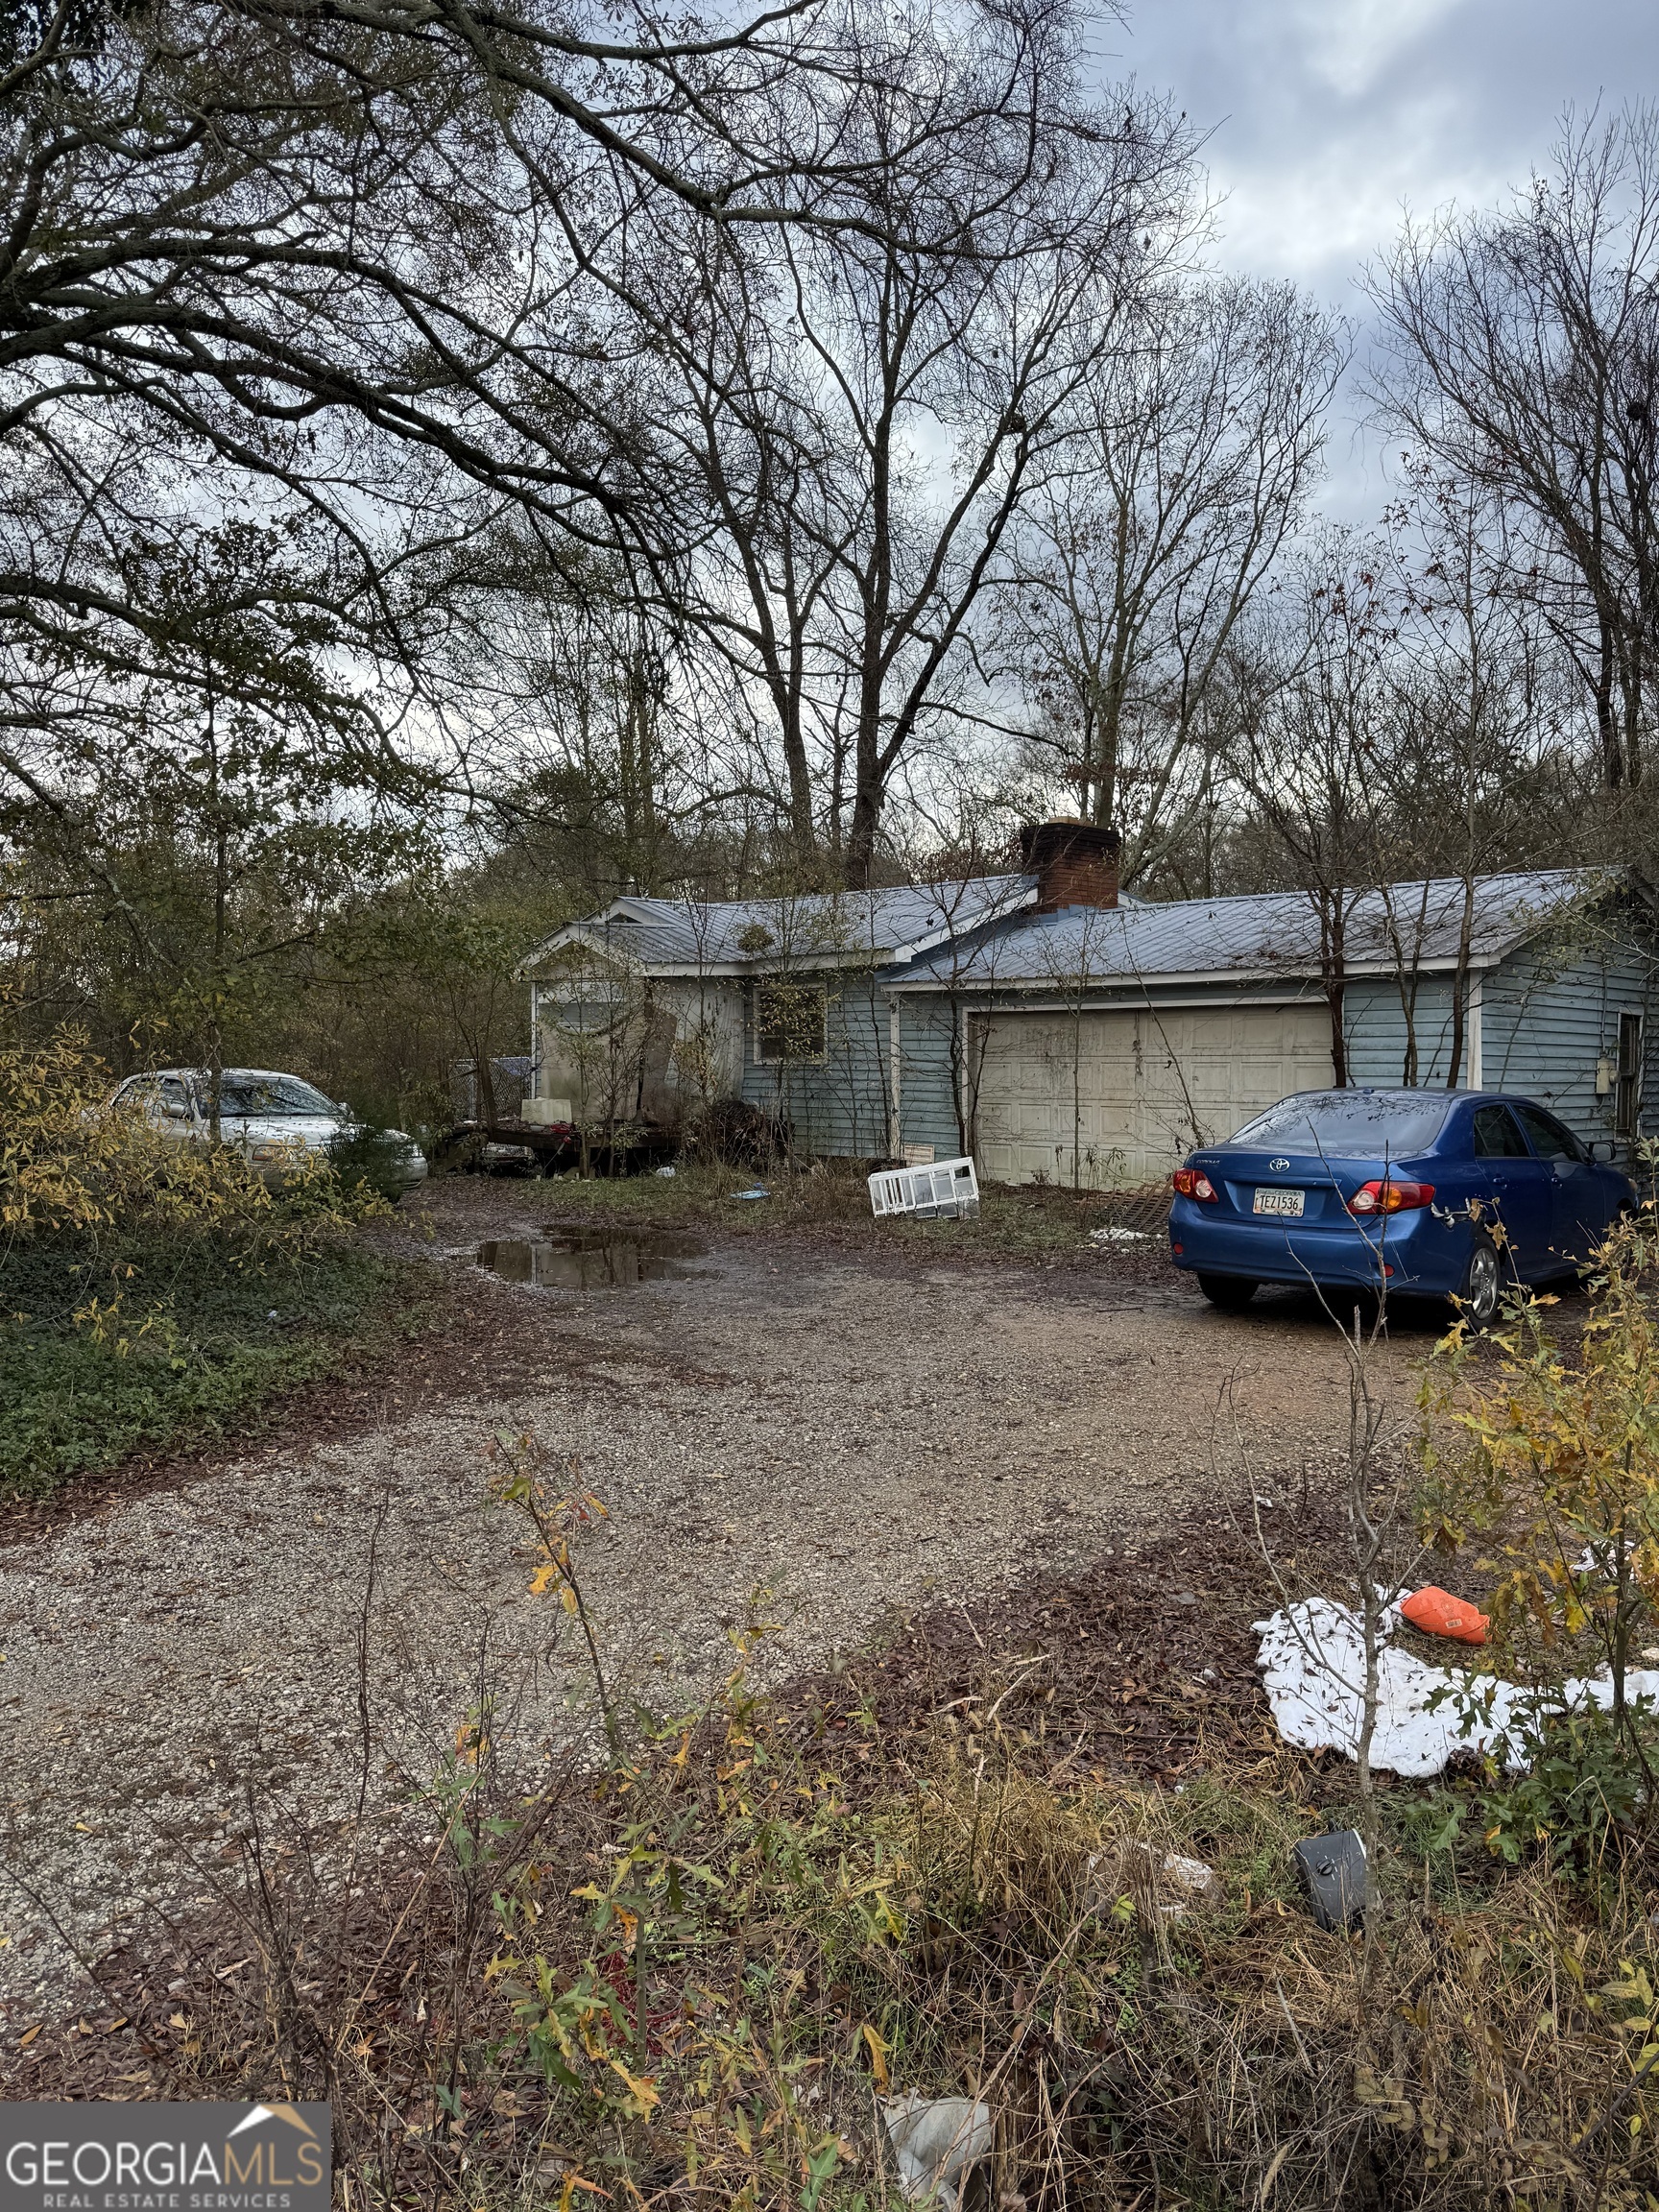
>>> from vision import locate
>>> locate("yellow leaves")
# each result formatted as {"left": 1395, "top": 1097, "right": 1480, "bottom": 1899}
{"left": 859, "top": 2020, "right": 890, "bottom": 2089}
{"left": 1421, "top": 1216, "right": 1659, "bottom": 1669}
{"left": 607, "top": 2057, "right": 661, "bottom": 2115}
{"left": 453, "top": 1716, "right": 490, "bottom": 1767}
{"left": 487, "top": 1435, "right": 610, "bottom": 1623}
{"left": 0, "top": 1024, "right": 371, "bottom": 1259}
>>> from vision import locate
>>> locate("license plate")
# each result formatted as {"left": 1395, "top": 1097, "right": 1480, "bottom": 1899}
{"left": 1253, "top": 1187, "right": 1306, "bottom": 1217}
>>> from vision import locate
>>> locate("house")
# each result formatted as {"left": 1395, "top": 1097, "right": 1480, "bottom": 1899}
{"left": 517, "top": 823, "right": 1656, "bottom": 1186}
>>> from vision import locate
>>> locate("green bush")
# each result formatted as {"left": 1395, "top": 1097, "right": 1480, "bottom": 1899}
{"left": 0, "top": 1237, "right": 410, "bottom": 1498}
{"left": 326, "top": 1120, "right": 422, "bottom": 1203}
{"left": 1472, "top": 1695, "right": 1658, "bottom": 1871}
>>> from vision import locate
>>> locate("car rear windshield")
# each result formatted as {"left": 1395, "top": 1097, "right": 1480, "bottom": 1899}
{"left": 215, "top": 1074, "right": 335, "bottom": 1118}
{"left": 1226, "top": 1092, "right": 1452, "bottom": 1159}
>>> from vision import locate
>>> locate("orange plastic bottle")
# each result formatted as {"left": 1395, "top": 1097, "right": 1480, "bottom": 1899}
{"left": 1400, "top": 1585, "right": 1490, "bottom": 1646}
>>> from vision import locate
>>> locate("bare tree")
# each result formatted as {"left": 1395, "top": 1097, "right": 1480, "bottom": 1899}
{"left": 633, "top": 223, "right": 860, "bottom": 870}
{"left": 1001, "top": 276, "right": 1344, "bottom": 884}
{"left": 1369, "top": 464, "right": 1574, "bottom": 1082}
{"left": 1227, "top": 539, "right": 1393, "bottom": 1086}
{"left": 1369, "top": 105, "right": 1659, "bottom": 792}
{"left": 622, "top": 6, "right": 1204, "bottom": 881}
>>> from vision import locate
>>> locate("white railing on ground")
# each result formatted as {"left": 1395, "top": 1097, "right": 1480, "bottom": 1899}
{"left": 868, "top": 1155, "right": 980, "bottom": 1221}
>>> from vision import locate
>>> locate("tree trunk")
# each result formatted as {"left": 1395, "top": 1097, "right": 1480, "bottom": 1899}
{"left": 1446, "top": 874, "right": 1478, "bottom": 1088}
{"left": 1326, "top": 902, "right": 1350, "bottom": 1087}
{"left": 1597, "top": 613, "right": 1625, "bottom": 789}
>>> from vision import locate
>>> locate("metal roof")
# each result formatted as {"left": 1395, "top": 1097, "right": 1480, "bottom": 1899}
{"left": 520, "top": 866, "right": 1640, "bottom": 992}
{"left": 888, "top": 869, "right": 1630, "bottom": 992}
{"left": 520, "top": 873, "right": 1037, "bottom": 975}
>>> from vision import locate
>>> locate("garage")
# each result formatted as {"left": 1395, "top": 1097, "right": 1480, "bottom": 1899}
{"left": 969, "top": 1002, "right": 1334, "bottom": 1187}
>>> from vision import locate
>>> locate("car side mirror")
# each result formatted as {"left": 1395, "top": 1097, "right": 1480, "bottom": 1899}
{"left": 163, "top": 1100, "right": 190, "bottom": 1120}
{"left": 1589, "top": 1137, "right": 1619, "bottom": 1163}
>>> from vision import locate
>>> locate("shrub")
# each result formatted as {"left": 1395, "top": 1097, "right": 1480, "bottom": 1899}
{"left": 1474, "top": 1695, "right": 1659, "bottom": 1870}
{"left": 0, "top": 1027, "right": 399, "bottom": 1494}
{"left": 325, "top": 1119, "right": 422, "bottom": 1203}
{"left": 0, "top": 1027, "right": 377, "bottom": 1255}
{"left": 1419, "top": 1213, "right": 1659, "bottom": 1859}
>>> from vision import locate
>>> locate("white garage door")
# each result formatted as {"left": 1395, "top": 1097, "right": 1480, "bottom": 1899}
{"left": 971, "top": 1003, "right": 1334, "bottom": 1187}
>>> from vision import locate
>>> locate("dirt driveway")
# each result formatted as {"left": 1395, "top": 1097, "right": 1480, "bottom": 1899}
{"left": 0, "top": 1184, "right": 1437, "bottom": 2020}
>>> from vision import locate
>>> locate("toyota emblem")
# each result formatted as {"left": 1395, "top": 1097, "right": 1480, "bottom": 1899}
{"left": 1269, "top": 1156, "right": 1290, "bottom": 1171}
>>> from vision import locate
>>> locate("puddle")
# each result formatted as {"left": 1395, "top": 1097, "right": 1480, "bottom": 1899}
{"left": 474, "top": 1229, "right": 708, "bottom": 1289}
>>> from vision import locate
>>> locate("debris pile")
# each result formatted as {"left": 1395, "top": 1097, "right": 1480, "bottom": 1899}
{"left": 1254, "top": 1595, "right": 1659, "bottom": 1779}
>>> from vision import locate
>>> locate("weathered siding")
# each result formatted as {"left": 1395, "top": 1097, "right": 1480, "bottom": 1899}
{"left": 1482, "top": 924, "right": 1655, "bottom": 1144}
{"left": 1341, "top": 978, "right": 1464, "bottom": 1087}
{"left": 741, "top": 974, "right": 895, "bottom": 1157}
{"left": 652, "top": 978, "right": 746, "bottom": 1112}
{"left": 532, "top": 892, "right": 1656, "bottom": 1168}
{"left": 894, "top": 998, "right": 969, "bottom": 1160}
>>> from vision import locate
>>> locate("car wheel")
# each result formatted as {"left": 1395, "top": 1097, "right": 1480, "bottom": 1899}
{"left": 1197, "top": 1273, "right": 1258, "bottom": 1310}
{"left": 1454, "top": 1233, "right": 1502, "bottom": 1330}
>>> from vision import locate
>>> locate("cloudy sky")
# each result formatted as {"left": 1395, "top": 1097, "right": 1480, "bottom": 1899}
{"left": 1101, "top": 0, "right": 1659, "bottom": 514}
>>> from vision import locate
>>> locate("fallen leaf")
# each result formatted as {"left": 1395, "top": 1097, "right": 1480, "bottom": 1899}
{"left": 17, "top": 2024, "right": 41, "bottom": 2047}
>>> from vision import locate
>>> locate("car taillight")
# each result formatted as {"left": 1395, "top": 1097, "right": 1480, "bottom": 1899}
{"left": 1348, "top": 1179, "right": 1435, "bottom": 1216}
{"left": 1172, "top": 1167, "right": 1219, "bottom": 1202}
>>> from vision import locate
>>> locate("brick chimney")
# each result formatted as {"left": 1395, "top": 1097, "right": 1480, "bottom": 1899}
{"left": 1019, "top": 819, "right": 1120, "bottom": 912}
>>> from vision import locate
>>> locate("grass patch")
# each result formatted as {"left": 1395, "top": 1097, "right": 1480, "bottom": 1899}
{"left": 55, "top": 1445, "right": 1654, "bottom": 2210}
{"left": 491, "top": 1158, "right": 1172, "bottom": 1262}
{"left": 0, "top": 1233, "right": 421, "bottom": 1500}
{"left": 0, "top": 1026, "right": 432, "bottom": 1500}
{"left": 64, "top": 1618, "right": 1659, "bottom": 2211}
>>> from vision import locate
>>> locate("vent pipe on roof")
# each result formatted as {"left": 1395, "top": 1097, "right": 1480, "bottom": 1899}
{"left": 1019, "top": 820, "right": 1120, "bottom": 913}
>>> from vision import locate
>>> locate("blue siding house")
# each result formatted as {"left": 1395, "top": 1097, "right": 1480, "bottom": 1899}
{"left": 518, "top": 823, "right": 1656, "bottom": 1188}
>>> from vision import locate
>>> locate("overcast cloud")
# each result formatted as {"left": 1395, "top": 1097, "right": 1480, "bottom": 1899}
{"left": 1101, "top": 0, "right": 1659, "bottom": 517}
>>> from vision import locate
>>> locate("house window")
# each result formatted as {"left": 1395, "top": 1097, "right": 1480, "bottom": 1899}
{"left": 552, "top": 998, "right": 620, "bottom": 1033}
{"left": 754, "top": 981, "right": 828, "bottom": 1065}
{"left": 1618, "top": 1011, "right": 1644, "bottom": 1138}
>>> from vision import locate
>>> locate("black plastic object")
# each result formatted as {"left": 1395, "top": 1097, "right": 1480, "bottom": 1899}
{"left": 1292, "top": 1829, "right": 1367, "bottom": 1932}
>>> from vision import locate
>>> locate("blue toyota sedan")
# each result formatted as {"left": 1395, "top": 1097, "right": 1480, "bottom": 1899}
{"left": 1168, "top": 1088, "right": 1636, "bottom": 1325}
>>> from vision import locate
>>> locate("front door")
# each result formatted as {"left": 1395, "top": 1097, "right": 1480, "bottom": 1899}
{"left": 1618, "top": 1012, "right": 1644, "bottom": 1144}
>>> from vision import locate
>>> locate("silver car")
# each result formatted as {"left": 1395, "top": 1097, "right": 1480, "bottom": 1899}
{"left": 110, "top": 1068, "right": 428, "bottom": 1191}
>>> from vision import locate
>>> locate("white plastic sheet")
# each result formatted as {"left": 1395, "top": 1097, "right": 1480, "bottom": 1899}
{"left": 882, "top": 2094, "right": 993, "bottom": 2209}
{"left": 1254, "top": 1596, "right": 1659, "bottom": 1779}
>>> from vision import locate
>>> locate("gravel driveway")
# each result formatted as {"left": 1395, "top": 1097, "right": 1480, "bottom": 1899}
{"left": 0, "top": 1188, "right": 1433, "bottom": 2021}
